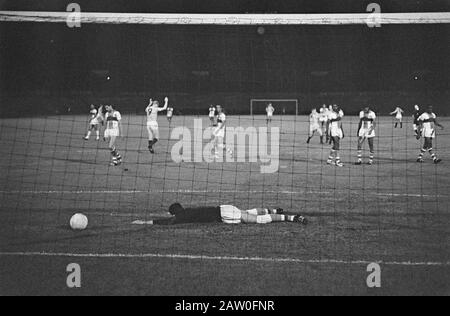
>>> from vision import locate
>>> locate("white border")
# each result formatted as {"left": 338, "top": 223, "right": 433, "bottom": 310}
{"left": 1, "top": 12, "right": 449, "bottom": 25}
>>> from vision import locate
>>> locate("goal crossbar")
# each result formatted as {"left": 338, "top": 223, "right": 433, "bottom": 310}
{"left": 1, "top": 11, "right": 450, "bottom": 25}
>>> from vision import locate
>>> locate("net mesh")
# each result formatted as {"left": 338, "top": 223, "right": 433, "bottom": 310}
{"left": 0, "top": 11, "right": 449, "bottom": 295}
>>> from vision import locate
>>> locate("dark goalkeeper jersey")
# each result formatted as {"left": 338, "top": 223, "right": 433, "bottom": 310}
{"left": 153, "top": 206, "right": 222, "bottom": 225}
{"left": 414, "top": 111, "right": 422, "bottom": 124}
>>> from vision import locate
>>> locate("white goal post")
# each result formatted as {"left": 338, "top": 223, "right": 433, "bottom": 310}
{"left": 250, "top": 99, "right": 299, "bottom": 116}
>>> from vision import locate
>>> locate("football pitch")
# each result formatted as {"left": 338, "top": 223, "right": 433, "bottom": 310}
{"left": 0, "top": 114, "right": 449, "bottom": 295}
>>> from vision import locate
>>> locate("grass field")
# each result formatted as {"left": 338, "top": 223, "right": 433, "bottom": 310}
{"left": 0, "top": 114, "right": 449, "bottom": 296}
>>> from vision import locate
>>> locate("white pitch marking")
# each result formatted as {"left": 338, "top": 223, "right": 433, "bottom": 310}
{"left": 0, "top": 189, "right": 446, "bottom": 198}
{"left": 0, "top": 251, "right": 448, "bottom": 267}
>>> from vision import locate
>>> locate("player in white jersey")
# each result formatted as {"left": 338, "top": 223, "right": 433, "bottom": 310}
{"left": 307, "top": 109, "right": 324, "bottom": 144}
{"left": 209, "top": 105, "right": 216, "bottom": 126}
{"left": 266, "top": 103, "right": 275, "bottom": 124}
{"left": 326, "top": 105, "right": 345, "bottom": 167}
{"left": 319, "top": 104, "right": 329, "bottom": 142}
{"left": 146, "top": 97, "right": 168, "bottom": 154}
{"left": 327, "top": 105, "right": 338, "bottom": 144}
{"left": 167, "top": 106, "right": 174, "bottom": 123}
{"left": 417, "top": 106, "right": 444, "bottom": 164}
{"left": 104, "top": 105, "right": 123, "bottom": 166}
{"left": 84, "top": 104, "right": 102, "bottom": 141}
{"left": 390, "top": 107, "right": 404, "bottom": 128}
{"left": 413, "top": 105, "right": 422, "bottom": 139}
{"left": 356, "top": 107, "right": 377, "bottom": 165}
{"left": 213, "top": 105, "right": 233, "bottom": 159}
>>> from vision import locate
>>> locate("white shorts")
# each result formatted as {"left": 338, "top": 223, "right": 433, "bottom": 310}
{"left": 267, "top": 113, "right": 273, "bottom": 118}
{"left": 310, "top": 124, "right": 323, "bottom": 136}
{"left": 104, "top": 128, "right": 119, "bottom": 138}
{"left": 330, "top": 129, "right": 343, "bottom": 139}
{"left": 423, "top": 128, "right": 435, "bottom": 138}
{"left": 89, "top": 119, "right": 100, "bottom": 126}
{"left": 396, "top": 114, "right": 403, "bottom": 120}
{"left": 220, "top": 205, "right": 242, "bottom": 224}
{"left": 147, "top": 121, "right": 159, "bottom": 139}
{"left": 214, "top": 127, "right": 225, "bottom": 139}
{"left": 359, "top": 128, "right": 375, "bottom": 138}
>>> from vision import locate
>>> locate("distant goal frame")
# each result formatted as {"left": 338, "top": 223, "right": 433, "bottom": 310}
{"left": 250, "top": 99, "right": 299, "bottom": 116}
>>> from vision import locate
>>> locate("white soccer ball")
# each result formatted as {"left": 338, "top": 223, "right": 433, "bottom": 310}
{"left": 70, "top": 213, "right": 88, "bottom": 230}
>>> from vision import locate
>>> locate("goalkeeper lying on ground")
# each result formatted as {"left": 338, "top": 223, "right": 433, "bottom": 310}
{"left": 135, "top": 203, "right": 308, "bottom": 225}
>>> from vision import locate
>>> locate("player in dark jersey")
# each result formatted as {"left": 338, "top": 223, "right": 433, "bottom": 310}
{"left": 134, "top": 203, "right": 307, "bottom": 225}
{"left": 413, "top": 105, "right": 422, "bottom": 139}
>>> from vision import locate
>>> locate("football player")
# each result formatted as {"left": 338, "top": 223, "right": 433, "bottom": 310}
{"left": 266, "top": 103, "right": 275, "bottom": 124}
{"left": 134, "top": 203, "right": 308, "bottom": 225}
{"left": 104, "top": 105, "right": 123, "bottom": 166}
{"left": 307, "top": 108, "right": 323, "bottom": 144}
{"left": 390, "top": 107, "right": 404, "bottom": 128}
{"left": 356, "top": 107, "right": 377, "bottom": 165}
{"left": 167, "top": 105, "right": 174, "bottom": 123}
{"left": 146, "top": 97, "right": 169, "bottom": 154}
{"left": 84, "top": 104, "right": 102, "bottom": 141}
{"left": 417, "top": 106, "right": 444, "bottom": 164}
{"left": 209, "top": 105, "right": 216, "bottom": 126}
{"left": 413, "top": 105, "right": 422, "bottom": 139}
{"left": 327, "top": 105, "right": 345, "bottom": 167}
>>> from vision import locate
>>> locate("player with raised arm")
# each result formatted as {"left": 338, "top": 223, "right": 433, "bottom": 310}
{"left": 356, "top": 106, "right": 377, "bottom": 165}
{"left": 390, "top": 106, "right": 404, "bottom": 128}
{"left": 266, "top": 103, "right": 275, "bottom": 124}
{"left": 104, "top": 105, "right": 123, "bottom": 166}
{"left": 167, "top": 105, "right": 174, "bottom": 123}
{"left": 84, "top": 104, "right": 102, "bottom": 141}
{"left": 307, "top": 108, "right": 323, "bottom": 144}
{"left": 417, "top": 106, "right": 444, "bottom": 164}
{"left": 213, "top": 105, "right": 233, "bottom": 160}
{"left": 209, "top": 105, "right": 216, "bottom": 126}
{"left": 134, "top": 203, "right": 308, "bottom": 226}
{"left": 327, "top": 105, "right": 345, "bottom": 167}
{"left": 146, "top": 97, "right": 168, "bottom": 154}
{"left": 413, "top": 105, "right": 422, "bottom": 139}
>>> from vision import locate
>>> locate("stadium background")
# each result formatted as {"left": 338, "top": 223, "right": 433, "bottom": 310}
{"left": 1, "top": 0, "right": 449, "bottom": 116}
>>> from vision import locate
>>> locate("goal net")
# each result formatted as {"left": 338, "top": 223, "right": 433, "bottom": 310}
{"left": 0, "top": 6, "right": 449, "bottom": 295}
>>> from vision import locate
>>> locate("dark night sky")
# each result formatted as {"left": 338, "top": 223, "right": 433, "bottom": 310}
{"left": 0, "top": 0, "right": 449, "bottom": 95}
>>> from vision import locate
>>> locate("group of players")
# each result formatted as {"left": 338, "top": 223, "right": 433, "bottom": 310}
{"left": 83, "top": 100, "right": 444, "bottom": 167}
{"left": 84, "top": 98, "right": 232, "bottom": 166}
{"left": 306, "top": 103, "right": 444, "bottom": 167}
{"left": 83, "top": 98, "right": 174, "bottom": 165}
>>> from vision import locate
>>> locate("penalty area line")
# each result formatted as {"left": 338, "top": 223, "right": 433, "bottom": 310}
{"left": 0, "top": 251, "right": 448, "bottom": 267}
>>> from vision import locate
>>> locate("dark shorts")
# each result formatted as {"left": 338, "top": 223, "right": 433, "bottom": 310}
{"left": 358, "top": 137, "right": 374, "bottom": 151}
{"left": 423, "top": 137, "right": 433, "bottom": 150}
{"left": 331, "top": 137, "right": 340, "bottom": 151}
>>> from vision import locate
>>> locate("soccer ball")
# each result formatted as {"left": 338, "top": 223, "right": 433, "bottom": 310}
{"left": 70, "top": 213, "right": 88, "bottom": 230}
